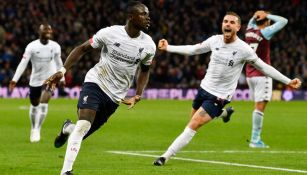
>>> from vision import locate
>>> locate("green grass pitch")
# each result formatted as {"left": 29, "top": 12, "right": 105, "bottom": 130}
{"left": 0, "top": 99, "right": 306, "bottom": 175}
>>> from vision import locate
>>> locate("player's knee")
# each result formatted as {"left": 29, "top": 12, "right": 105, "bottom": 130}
{"left": 30, "top": 99, "right": 39, "bottom": 106}
{"left": 75, "top": 120, "right": 91, "bottom": 136}
{"left": 40, "top": 103, "right": 48, "bottom": 114}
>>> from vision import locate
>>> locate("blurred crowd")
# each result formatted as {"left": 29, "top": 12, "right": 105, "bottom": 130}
{"left": 0, "top": 0, "right": 306, "bottom": 89}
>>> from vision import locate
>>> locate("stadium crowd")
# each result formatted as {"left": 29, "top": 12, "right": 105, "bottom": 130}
{"left": 0, "top": 0, "right": 306, "bottom": 89}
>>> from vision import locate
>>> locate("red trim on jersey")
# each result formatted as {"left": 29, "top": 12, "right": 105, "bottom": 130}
{"left": 89, "top": 37, "right": 93, "bottom": 44}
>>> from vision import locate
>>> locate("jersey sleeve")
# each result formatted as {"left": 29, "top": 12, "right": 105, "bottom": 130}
{"left": 89, "top": 27, "right": 110, "bottom": 48}
{"left": 12, "top": 44, "right": 32, "bottom": 82}
{"left": 141, "top": 41, "right": 156, "bottom": 66}
{"left": 53, "top": 43, "right": 65, "bottom": 82}
{"left": 244, "top": 43, "right": 259, "bottom": 64}
{"left": 247, "top": 17, "right": 257, "bottom": 29}
{"left": 166, "top": 36, "right": 214, "bottom": 55}
{"left": 54, "top": 43, "right": 63, "bottom": 69}
{"left": 261, "top": 14, "right": 288, "bottom": 40}
{"left": 252, "top": 58, "right": 291, "bottom": 84}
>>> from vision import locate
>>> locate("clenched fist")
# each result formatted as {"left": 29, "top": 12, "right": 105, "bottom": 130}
{"left": 158, "top": 39, "right": 168, "bottom": 51}
{"left": 44, "top": 71, "right": 64, "bottom": 91}
{"left": 288, "top": 78, "right": 302, "bottom": 89}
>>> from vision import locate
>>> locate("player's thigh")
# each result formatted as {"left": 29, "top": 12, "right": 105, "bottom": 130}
{"left": 29, "top": 86, "right": 43, "bottom": 106}
{"left": 82, "top": 85, "right": 119, "bottom": 139}
{"left": 77, "top": 82, "right": 119, "bottom": 125}
{"left": 248, "top": 77, "right": 272, "bottom": 102}
{"left": 188, "top": 107, "right": 212, "bottom": 130}
{"left": 193, "top": 88, "right": 229, "bottom": 118}
{"left": 40, "top": 88, "right": 52, "bottom": 103}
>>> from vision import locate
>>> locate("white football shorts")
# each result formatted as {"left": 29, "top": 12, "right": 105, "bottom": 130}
{"left": 247, "top": 76, "right": 272, "bottom": 102}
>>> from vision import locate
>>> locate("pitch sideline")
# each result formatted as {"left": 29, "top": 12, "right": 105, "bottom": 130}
{"left": 107, "top": 150, "right": 307, "bottom": 174}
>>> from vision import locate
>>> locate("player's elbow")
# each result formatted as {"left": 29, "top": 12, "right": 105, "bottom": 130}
{"left": 280, "top": 18, "right": 288, "bottom": 26}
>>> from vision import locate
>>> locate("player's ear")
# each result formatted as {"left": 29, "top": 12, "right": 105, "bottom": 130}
{"left": 236, "top": 24, "right": 241, "bottom": 32}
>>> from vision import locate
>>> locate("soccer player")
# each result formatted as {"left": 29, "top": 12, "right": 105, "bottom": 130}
{"left": 9, "top": 23, "right": 65, "bottom": 143}
{"left": 153, "top": 11, "right": 301, "bottom": 166}
{"left": 245, "top": 11, "right": 288, "bottom": 148}
{"left": 44, "top": 1, "right": 155, "bottom": 174}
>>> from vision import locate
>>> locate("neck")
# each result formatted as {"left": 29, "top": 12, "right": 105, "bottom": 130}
{"left": 40, "top": 38, "right": 49, "bottom": 45}
{"left": 125, "top": 23, "right": 140, "bottom": 38}
{"left": 224, "top": 35, "right": 237, "bottom": 44}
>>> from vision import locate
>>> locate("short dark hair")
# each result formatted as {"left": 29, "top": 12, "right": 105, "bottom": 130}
{"left": 226, "top": 11, "right": 241, "bottom": 24}
{"left": 126, "top": 1, "right": 144, "bottom": 15}
{"left": 256, "top": 18, "right": 269, "bottom": 26}
{"left": 255, "top": 11, "right": 270, "bottom": 26}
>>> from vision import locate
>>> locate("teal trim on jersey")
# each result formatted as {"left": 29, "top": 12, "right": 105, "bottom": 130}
{"left": 141, "top": 53, "right": 154, "bottom": 65}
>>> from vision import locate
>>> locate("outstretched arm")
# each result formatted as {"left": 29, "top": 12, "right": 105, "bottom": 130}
{"left": 158, "top": 38, "right": 211, "bottom": 56}
{"left": 9, "top": 55, "right": 30, "bottom": 92}
{"left": 251, "top": 58, "right": 301, "bottom": 89}
{"left": 44, "top": 41, "right": 93, "bottom": 91}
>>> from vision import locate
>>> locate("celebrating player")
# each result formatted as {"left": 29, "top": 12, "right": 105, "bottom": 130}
{"left": 153, "top": 11, "right": 301, "bottom": 166}
{"left": 44, "top": 1, "right": 156, "bottom": 174}
{"left": 245, "top": 10, "right": 288, "bottom": 148}
{"left": 9, "top": 23, "right": 65, "bottom": 143}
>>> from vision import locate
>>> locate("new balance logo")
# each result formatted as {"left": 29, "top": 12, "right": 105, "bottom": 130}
{"left": 114, "top": 42, "right": 120, "bottom": 47}
{"left": 232, "top": 51, "right": 237, "bottom": 56}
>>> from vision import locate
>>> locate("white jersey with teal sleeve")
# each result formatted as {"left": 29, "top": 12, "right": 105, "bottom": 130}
{"left": 85, "top": 25, "right": 156, "bottom": 103}
{"left": 12, "top": 39, "right": 63, "bottom": 87}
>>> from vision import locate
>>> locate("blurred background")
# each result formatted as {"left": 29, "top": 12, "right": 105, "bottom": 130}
{"left": 0, "top": 0, "right": 306, "bottom": 98}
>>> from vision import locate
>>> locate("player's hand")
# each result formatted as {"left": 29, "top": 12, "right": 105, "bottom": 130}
{"left": 121, "top": 95, "right": 141, "bottom": 110}
{"left": 158, "top": 39, "right": 168, "bottom": 51}
{"left": 288, "top": 78, "right": 301, "bottom": 89}
{"left": 253, "top": 10, "right": 268, "bottom": 21}
{"left": 44, "top": 71, "right": 64, "bottom": 91}
{"left": 8, "top": 81, "right": 16, "bottom": 92}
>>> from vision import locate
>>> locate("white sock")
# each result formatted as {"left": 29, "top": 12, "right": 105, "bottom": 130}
{"left": 61, "top": 120, "right": 91, "bottom": 174}
{"left": 251, "top": 109, "right": 264, "bottom": 143}
{"left": 162, "top": 127, "right": 196, "bottom": 160}
{"left": 29, "top": 105, "right": 39, "bottom": 130}
{"left": 63, "top": 123, "right": 76, "bottom": 135}
{"left": 37, "top": 103, "right": 48, "bottom": 130}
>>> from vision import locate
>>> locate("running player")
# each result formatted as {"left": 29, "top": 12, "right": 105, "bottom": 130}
{"left": 9, "top": 23, "right": 65, "bottom": 143}
{"left": 44, "top": 1, "right": 156, "bottom": 174}
{"left": 153, "top": 11, "right": 301, "bottom": 166}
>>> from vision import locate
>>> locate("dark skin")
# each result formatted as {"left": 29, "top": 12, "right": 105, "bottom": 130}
{"left": 9, "top": 24, "right": 64, "bottom": 106}
{"left": 45, "top": 4, "right": 152, "bottom": 124}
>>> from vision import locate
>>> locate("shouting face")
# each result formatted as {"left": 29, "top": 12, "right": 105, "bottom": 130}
{"left": 222, "top": 15, "right": 241, "bottom": 43}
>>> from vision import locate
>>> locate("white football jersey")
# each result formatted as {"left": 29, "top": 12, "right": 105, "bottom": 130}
{"left": 199, "top": 35, "right": 258, "bottom": 100}
{"left": 12, "top": 39, "right": 63, "bottom": 87}
{"left": 85, "top": 25, "right": 156, "bottom": 103}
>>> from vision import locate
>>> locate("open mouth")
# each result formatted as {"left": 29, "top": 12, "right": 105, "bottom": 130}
{"left": 224, "top": 29, "right": 232, "bottom": 33}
